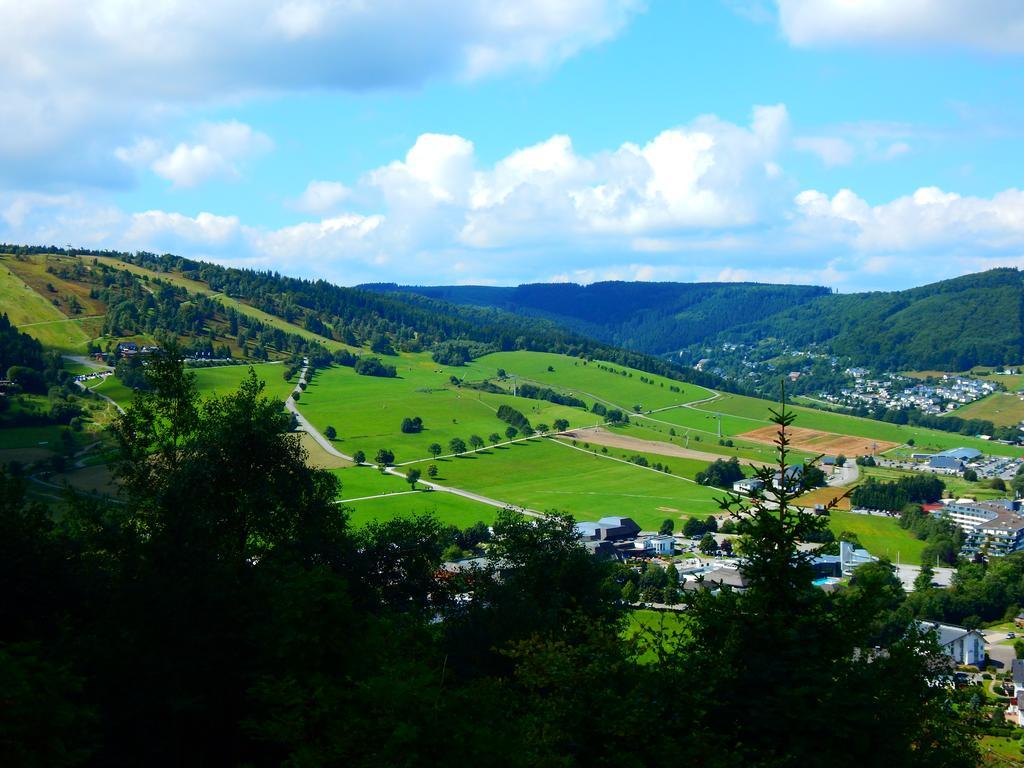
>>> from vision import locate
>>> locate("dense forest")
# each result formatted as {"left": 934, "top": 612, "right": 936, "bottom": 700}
{"left": 0, "top": 353, "right": 981, "bottom": 766}
{"left": 366, "top": 268, "right": 1024, "bottom": 372}
{"left": 714, "top": 268, "right": 1024, "bottom": 371}
{"left": 361, "top": 280, "right": 832, "bottom": 355}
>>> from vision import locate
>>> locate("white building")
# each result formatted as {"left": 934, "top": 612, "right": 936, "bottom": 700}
{"left": 919, "top": 621, "right": 985, "bottom": 667}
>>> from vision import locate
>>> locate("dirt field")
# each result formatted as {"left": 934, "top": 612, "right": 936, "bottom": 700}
{"left": 562, "top": 426, "right": 771, "bottom": 467}
{"left": 738, "top": 425, "right": 899, "bottom": 456}
{"left": 794, "top": 485, "right": 852, "bottom": 510}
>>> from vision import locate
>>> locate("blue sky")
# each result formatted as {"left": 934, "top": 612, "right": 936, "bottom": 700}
{"left": 2, "top": 0, "right": 1023, "bottom": 291}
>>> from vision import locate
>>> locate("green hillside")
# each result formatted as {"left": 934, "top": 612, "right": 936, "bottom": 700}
{"left": 717, "top": 268, "right": 1024, "bottom": 371}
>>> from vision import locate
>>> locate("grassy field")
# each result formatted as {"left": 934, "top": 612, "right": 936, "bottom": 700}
{"left": 298, "top": 354, "right": 591, "bottom": 463}
{"left": 342, "top": 490, "right": 498, "bottom": 529}
{"left": 417, "top": 436, "right": 726, "bottom": 530}
{"left": 979, "top": 735, "right": 1023, "bottom": 765}
{"left": 94, "top": 363, "right": 295, "bottom": 409}
{"left": 461, "top": 351, "right": 715, "bottom": 412}
{"left": 694, "top": 393, "right": 1024, "bottom": 458}
{"left": 827, "top": 510, "right": 926, "bottom": 564}
{"left": 331, "top": 465, "right": 498, "bottom": 526}
{"left": 0, "top": 259, "right": 93, "bottom": 350}
{"left": 949, "top": 392, "right": 1024, "bottom": 427}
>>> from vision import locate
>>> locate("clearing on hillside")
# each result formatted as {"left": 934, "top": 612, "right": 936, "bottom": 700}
{"left": 739, "top": 425, "right": 899, "bottom": 456}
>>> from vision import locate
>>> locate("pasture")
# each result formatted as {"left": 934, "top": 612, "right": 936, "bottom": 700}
{"left": 416, "top": 436, "right": 728, "bottom": 530}
{"left": 298, "top": 354, "right": 590, "bottom": 463}
{"left": 948, "top": 392, "right": 1024, "bottom": 427}
{"left": 827, "top": 510, "right": 926, "bottom": 565}
{"left": 93, "top": 363, "right": 294, "bottom": 409}
{"left": 465, "top": 351, "right": 715, "bottom": 412}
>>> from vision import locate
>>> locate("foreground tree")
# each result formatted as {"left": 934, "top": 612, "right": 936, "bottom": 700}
{"left": 673, "top": 395, "right": 979, "bottom": 768}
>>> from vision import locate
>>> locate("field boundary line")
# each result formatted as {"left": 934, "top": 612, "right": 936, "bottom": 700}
{"left": 547, "top": 436, "right": 702, "bottom": 486}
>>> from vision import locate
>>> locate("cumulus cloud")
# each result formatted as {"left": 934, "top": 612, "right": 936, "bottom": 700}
{"left": 455, "top": 104, "right": 790, "bottom": 247}
{"left": 126, "top": 211, "right": 243, "bottom": 245}
{"left": 792, "top": 186, "right": 1024, "bottom": 251}
{"left": 776, "top": 0, "right": 1024, "bottom": 53}
{"left": 291, "top": 180, "right": 352, "bottom": 214}
{"left": 118, "top": 121, "right": 272, "bottom": 188}
{"left": 0, "top": 0, "right": 639, "bottom": 186}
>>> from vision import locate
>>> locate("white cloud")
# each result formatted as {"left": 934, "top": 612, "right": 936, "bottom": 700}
{"left": 0, "top": 0, "right": 640, "bottom": 187}
{"left": 122, "top": 121, "right": 272, "bottom": 188}
{"left": 126, "top": 210, "right": 243, "bottom": 245}
{"left": 456, "top": 104, "right": 790, "bottom": 247}
{"left": 792, "top": 186, "right": 1024, "bottom": 251}
{"left": 793, "top": 136, "right": 855, "bottom": 167}
{"left": 291, "top": 180, "right": 352, "bottom": 214}
{"left": 776, "top": 0, "right": 1024, "bottom": 53}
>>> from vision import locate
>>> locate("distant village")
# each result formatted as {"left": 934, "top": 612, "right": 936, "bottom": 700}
{"left": 821, "top": 370, "right": 1001, "bottom": 416}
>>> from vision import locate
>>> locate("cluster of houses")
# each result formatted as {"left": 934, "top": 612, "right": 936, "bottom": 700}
{"left": 820, "top": 372, "right": 997, "bottom": 416}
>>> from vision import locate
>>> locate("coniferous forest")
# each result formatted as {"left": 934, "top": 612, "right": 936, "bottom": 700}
{"left": 0, "top": 350, "right": 981, "bottom": 767}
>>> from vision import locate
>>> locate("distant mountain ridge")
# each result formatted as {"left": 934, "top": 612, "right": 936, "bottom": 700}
{"left": 719, "top": 267, "right": 1024, "bottom": 371}
{"left": 362, "top": 268, "right": 1024, "bottom": 371}
{"left": 358, "top": 281, "right": 832, "bottom": 355}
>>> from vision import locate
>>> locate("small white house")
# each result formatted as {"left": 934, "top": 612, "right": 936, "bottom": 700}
{"left": 732, "top": 477, "right": 764, "bottom": 494}
{"left": 919, "top": 621, "right": 985, "bottom": 667}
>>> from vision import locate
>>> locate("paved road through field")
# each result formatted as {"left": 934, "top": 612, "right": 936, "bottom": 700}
{"left": 289, "top": 360, "right": 543, "bottom": 518}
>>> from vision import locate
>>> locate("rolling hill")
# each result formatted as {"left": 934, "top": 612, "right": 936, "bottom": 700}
{"left": 360, "top": 280, "right": 831, "bottom": 355}
{"left": 364, "top": 268, "right": 1024, "bottom": 372}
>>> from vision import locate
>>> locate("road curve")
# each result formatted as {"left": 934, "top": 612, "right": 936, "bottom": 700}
{"left": 289, "top": 359, "right": 543, "bottom": 518}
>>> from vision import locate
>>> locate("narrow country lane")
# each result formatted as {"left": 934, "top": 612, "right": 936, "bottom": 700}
{"left": 288, "top": 359, "right": 543, "bottom": 518}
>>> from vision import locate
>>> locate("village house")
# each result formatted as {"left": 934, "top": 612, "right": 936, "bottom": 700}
{"left": 919, "top": 621, "right": 985, "bottom": 667}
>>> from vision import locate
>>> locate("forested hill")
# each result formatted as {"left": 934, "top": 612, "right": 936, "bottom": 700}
{"left": 366, "top": 269, "right": 1024, "bottom": 371}
{"left": 0, "top": 244, "right": 729, "bottom": 391}
{"left": 716, "top": 268, "right": 1024, "bottom": 371}
{"left": 359, "top": 281, "right": 831, "bottom": 355}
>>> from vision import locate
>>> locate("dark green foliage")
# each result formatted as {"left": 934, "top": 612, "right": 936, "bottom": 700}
{"left": 354, "top": 357, "right": 397, "bottom": 377}
{"left": 514, "top": 382, "right": 586, "bottom": 409}
{"left": 324, "top": 425, "right": 337, "bottom": 440}
{"left": 851, "top": 475, "right": 945, "bottom": 511}
{"left": 0, "top": 313, "right": 45, "bottom": 384}
{"left": 368, "top": 280, "right": 830, "bottom": 356}
{"left": 496, "top": 404, "right": 533, "bottom": 435}
{"left": 907, "top": 552, "right": 1024, "bottom": 625}
{"left": 713, "top": 268, "right": 1024, "bottom": 370}
{"left": 400, "top": 416, "right": 423, "bottom": 433}
{"left": 695, "top": 457, "right": 744, "bottom": 488}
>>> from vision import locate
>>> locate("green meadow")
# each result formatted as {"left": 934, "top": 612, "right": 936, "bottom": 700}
{"left": 93, "top": 362, "right": 295, "bottom": 409}
{"left": 415, "top": 436, "right": 726, "bottom": 530}
{"left": 827, "top": 510, "right": 926, "bottom": 565}
{"left": 298, "top": 354, "right": 590, "bottom": 463}
{"left": 464, "top": 350, "right": 715, "bottom": 412}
